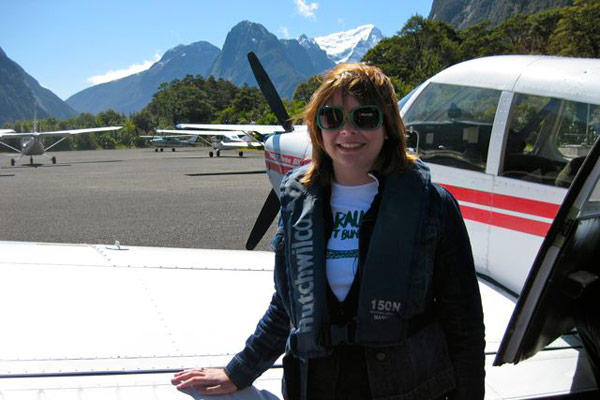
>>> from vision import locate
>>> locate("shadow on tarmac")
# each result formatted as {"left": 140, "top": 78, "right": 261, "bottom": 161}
{"left": 186, "top": 170, "right": 266, "bottom": 177}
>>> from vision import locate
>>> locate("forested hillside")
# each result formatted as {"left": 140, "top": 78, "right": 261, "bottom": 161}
{"left": 429, "top": 0, "right": 574, "bottom": 29}
{"left": 0, "top": 47, "right": 76, "bottom": 125}
{"left": 365, "top": 0, "right": 600, "bottom": 97}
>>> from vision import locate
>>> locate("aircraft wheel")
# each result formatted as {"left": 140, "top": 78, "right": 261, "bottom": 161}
{"left": 10, "top": 159, "right": 15, "bottom": 166}
{"left": 216, "top": 150, "right": 220, "bottom": 157}
{"left": 239, "top": 151, "right": 243, "bottom": 157}
{"left": 160, "top": 148, "right": 164, "bottom": 152}
{"left": 209, "top": 151, "right": 214, "bottom": 158}
{"left": 155, "top": 148, "right": 158, "bottom": 152}
{"left": 30, "top": 156, "right": 34, "bottom": 165}
{"left": 52, "top": 156, "right": 56, "bottom": 164}
{"left": 172, "top": 148, "right": 176, "bottom": 152}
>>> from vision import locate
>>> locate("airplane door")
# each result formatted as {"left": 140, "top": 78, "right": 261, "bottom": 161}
{"left": 494, "top": 135, "right": 600, "bottom": 382}
{"left": 487, "top": 94, "right": 600, "bottom": 294}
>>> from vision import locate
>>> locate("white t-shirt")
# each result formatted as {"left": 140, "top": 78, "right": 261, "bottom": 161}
{"left": 326, "top": 176, "right": 378, "bottom": 301}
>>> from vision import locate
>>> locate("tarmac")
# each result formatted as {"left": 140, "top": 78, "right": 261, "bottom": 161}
{"left": 0, "top": 147, "right": 278, "bottom": 251}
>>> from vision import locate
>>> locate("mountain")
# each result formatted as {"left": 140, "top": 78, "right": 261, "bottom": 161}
{"left": 297, "top": 34, "right": 335, "bottom": 72}
{"left": 64, "top": 21, "right": 383, "bottom": 112}
{"left": 429, "top": 0, "right": 574, "bottom": 29}
{"left": 314, "top": 25, "right": 384, "bottom": 64}
{"left": 66, "top": 41, "right": 220, "bottom": 115}
{"left": 0, "top": 46, "right": 76, "bottom": 125}
{"left": 208, "top": 21, "right": 306, "bottom": 99}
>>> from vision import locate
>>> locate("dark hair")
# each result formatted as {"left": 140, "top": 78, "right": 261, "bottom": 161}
{"left": 301, "top": 63, "right": 415, "bottom": 186}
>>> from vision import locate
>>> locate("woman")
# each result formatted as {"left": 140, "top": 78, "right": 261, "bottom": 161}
{"left": 172, "top": 63, "right": 485, "bottom": 399}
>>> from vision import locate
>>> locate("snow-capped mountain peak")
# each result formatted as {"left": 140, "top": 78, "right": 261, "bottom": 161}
{"left": 314, "top": 24, "right": 383, "bottom": 64}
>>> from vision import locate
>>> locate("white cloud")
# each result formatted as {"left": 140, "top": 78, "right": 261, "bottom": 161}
{"left": 87, "top": 53, "right": 161, "bottom": 85}
{"left": 294, "top": 0, "right": 318, "bottom": 19}
{"left": 279, "top": 26, "right": 290, "bottom": 39}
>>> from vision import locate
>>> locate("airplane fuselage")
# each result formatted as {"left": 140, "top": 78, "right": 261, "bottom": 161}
{"left": 20, "top": 135, "right": 45, "bottom": 156}
{"left": 261, "top": 55, "right": 600, "bottom": 296}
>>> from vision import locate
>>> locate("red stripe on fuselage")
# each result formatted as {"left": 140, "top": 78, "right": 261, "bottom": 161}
{"left": 439, "top": 184, "right": 559, "bottom": 219}
{"left": 459, "top": 205, "right": 551, "bottom": 237}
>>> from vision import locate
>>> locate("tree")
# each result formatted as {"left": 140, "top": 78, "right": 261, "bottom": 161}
{"left": 293, "top": 75, "right": 322, "bottom": 103}
{"left": 549, "top": 1, "right": 600, "bottom": 57}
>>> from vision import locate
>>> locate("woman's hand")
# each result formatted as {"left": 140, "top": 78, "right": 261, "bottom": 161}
{"left": 171, "top": 368, "right": 238, "bottom": 396}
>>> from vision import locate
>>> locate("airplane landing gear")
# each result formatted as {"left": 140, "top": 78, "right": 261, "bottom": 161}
{"left": 209, "top": 151, "right": 214, "bottom": 158}
{"left": 160, "top": 148, "right": 164, "bottom": 152}
{"left": 51, "top": 156, "right": 56, "bottom": 164}
{"left": 30, "top": 156, "right": 34, "bottom": 165}
{"left": 10, "top": 159, "right": 15, "bottom": 166}
{"left": 239, "top": 151, "right": 243, "bottom": 157}
{"left": 155, "top": 148, "right": 159, "bottom": 152}
{"left": 172, "top": 148, "right": 176, "bottom": 152}
{"left": 216, "top": 150, "right": 220, "bottom": 157}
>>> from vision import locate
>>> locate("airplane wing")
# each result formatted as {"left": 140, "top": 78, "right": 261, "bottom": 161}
{"left": 176, "top": 123, "right": 288, "bottom": 135}
{"left": 157, "top": 129, "right": 245, "bottom": 136}
{"left": 1, "top": 239, "right": 596, "bottom": 399}
{"left": 0, "top": 129, "right": 15, "bottom": 134}
{"left": 0, "top": 240, "right": 283, "bottom": 400}
{"left": 0, "top": 126, "right": 122, "bottom": 139}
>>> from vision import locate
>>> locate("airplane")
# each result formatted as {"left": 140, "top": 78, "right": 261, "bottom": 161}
{"left": 0, "top": 129, "right": 16, "bottom": 133}
{"left": 170, "top": 53, "right": 600, "bottom": 396}
{"left": 157, "top": 128, "right": 264, "bottom": 157}
{"left": 0, "top": 124, "right": 122, "bottom": 166}
{"left": 1, "top": 53, "right": 599, "bottom": 400}
{"left": 140, "top": 132, "right": 200, "bottom": 152}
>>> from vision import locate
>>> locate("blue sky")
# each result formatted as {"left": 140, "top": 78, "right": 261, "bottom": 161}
{"left": 2, "top": 0, "right": 433, "bottom": 100}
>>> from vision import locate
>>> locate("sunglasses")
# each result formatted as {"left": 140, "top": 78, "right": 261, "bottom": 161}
{"left": 317, "top": 105, "right": 383, "bottom": 131}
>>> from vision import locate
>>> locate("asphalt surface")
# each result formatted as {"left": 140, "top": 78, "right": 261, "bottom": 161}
{"left": 0, "top": 148, "right": 278, "bottom": 251}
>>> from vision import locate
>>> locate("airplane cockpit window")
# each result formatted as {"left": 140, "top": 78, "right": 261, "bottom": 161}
{"left": 402, "top": 83, "right": 500, "bottom": 172}
{"left": 501, "top": 94, "right": 599, "bottom": 187}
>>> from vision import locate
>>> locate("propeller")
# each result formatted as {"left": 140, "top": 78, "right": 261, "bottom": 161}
{"left": 245, "top": 189, "right": 280, "bottom": 250}
{"left": 244, "top": 51, "right": 291, "bottom": 250}
{"left": 247, "top": 52, "right": 294, "bottom": 132}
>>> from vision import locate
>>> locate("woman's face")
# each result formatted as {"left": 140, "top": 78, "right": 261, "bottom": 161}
{"left": 320, "top": 91, "right": 386, "bottom": 185}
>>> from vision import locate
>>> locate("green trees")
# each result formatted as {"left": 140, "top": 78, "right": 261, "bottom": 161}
{"left": 361, "top": 1, "right": 600, "bottom": 98}
{"left": 549, "top": 0, "right": 600, "bottom": 57}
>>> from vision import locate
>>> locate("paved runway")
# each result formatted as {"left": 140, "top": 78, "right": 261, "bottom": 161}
{"left": 0, "top": 148, "right": 278, "bottom": 251}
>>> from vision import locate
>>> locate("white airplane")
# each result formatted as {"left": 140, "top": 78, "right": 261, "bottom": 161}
{"left": 1, "top": 53, "right": 599, "bottom": 400}
{"left": 157, "top": 128, "right": 264, "bottom": 157}
{"left": 0, "top": 124, "right": 122, "bottom": 165}
{"left": 140, "top": 132, "right": 201, "bottom": 152}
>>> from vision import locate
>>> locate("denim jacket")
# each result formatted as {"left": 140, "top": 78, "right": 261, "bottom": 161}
{"left": 226, "top": 160, "right": 485, "bottom": 399}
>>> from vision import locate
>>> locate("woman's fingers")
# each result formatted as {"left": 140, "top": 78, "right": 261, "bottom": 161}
{"left": 171, "top": 368, "right": 237, "bottom": 394}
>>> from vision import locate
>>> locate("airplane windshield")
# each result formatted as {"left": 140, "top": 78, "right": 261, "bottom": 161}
{"left": 402, "top": 82, "right": 501, "bottom": 172}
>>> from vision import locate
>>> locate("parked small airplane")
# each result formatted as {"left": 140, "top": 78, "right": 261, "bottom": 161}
{"left": 170, "top": 53, "right": 600, "bottom": 396}
{"left": 0, "top": 125, "right": 122, "bottom": 165}
{"left": 157, "top": 128, "right": 264, "bottom": 157}
{"left": 140, "top": 133, "right": 200, "bottom": 152}
{"left": 1, "top": 54, "right": 599, "bottom": 399}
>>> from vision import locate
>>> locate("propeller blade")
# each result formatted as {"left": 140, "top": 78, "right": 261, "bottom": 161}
{"left": 247, "top": 52, "right": 293, "bottom": 132}
{"left": 245, "top": 189, "right": 280, "bottom": 250}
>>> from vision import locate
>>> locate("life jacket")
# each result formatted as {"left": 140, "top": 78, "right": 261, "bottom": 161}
{"left": 277, "top": 159, "right": 432, "bottom": 358}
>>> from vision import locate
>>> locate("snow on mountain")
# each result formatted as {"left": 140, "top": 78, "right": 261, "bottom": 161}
{"left": 314, "top": 25, "right": 384, "bottom": 64}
